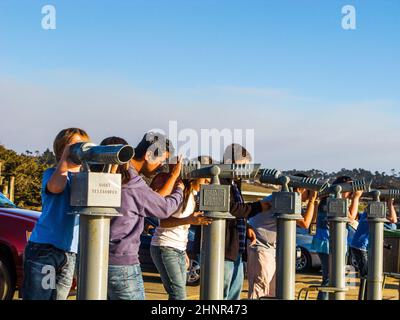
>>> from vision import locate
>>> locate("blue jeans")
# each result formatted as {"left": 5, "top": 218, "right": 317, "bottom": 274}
{"left": 317, "top": 252, "right": 330, "bottom": 300}
{"left": 224, "top": 255, "right": 244, "bottom": 300}
{"left": 107, "top": 264, "right": 145, "bottom": 300}
{"left": 23, "top": 242, "right": 76, "bottom": 300}
{"left": 150, "top": 245, "right": 187, "bottom": 300}
{"left": 350, "top": 247, "right": 368, "bottom": 300}
{"left": 350, "top": 247, "right": 368, "bottom": 277}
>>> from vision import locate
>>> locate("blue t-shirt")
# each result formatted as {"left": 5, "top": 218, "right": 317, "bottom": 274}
{"left": 312, "top": 198, "right": 352, "bottom": 254}
{"left": 350, "top": 212, "right": 369, "bottom": 251}
{"left": 312, "top": 199, "right": 330, "bottom": 254}
{"left": 29, "top": 168, "right": 79, "bottom": 253}
{"left": 351, "top": 211, "right": 398, "bottom": 251}
{"left": 312, "top": 211, "right": 330, "bottom": 254}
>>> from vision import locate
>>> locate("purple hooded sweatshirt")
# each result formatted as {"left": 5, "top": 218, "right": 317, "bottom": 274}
{"left": 109, "top": 167, "right": 183, "bottom": 265}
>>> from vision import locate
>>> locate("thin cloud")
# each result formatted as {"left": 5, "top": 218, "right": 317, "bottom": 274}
{"left": 217, "top": 86, "right": 295, "bottom": 99}
{"left": 0, "top": 77, "right": 398, "bottom": 172}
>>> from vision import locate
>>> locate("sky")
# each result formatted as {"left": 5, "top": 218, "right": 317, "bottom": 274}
{"left": 0, "top": 0, "right": 399, "bottom": 172}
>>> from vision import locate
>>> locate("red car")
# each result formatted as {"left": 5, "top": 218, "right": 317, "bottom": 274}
{"left": 0, "top": 192, "right": 40, "bottom": 300}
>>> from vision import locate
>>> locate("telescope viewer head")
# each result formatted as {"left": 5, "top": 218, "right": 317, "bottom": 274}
{"left": 363, "top": 189, "right": 400, "bottom": 201}
{"left": 180, "top": 162, "right": 261, "bottom": 179}
{"left": 69, "top": 142, "right": 135, "bottom": 165}
{"left": 258, "top": 169, "right": 329, "bottom": 192}
{"left": 320, "top": 178, "right": 372, "bottom": 197}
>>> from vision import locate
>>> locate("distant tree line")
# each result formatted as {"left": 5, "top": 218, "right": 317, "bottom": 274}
{"left": 0, "top": 145, "right": 55, "bottom": 209}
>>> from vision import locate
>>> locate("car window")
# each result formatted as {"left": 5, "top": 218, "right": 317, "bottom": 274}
{"left": 0, "top": 192, "right": 17, "bottom": 208}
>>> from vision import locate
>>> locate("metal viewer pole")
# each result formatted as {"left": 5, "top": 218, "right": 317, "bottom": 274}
{"left": 275, "top": 176, "right": 303, "bottom": 300}
{"left": 181, "top": 162, "right": 261, "bottom": 300}
{"left": 200, "top": 166, "right": 234, "bottom": 300}
{"left": 327, "top": 186, "right": 348, "bottom": 300}
{"left": 70, "top": 169, "right": 122, "bottom": 300}
{"left": 76, "top": 208, "right": 120, "bottom": 300}
{"left": 366, "top": 191, "right": 386, "bottom": 300}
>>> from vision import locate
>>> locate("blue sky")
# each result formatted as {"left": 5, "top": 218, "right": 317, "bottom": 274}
{"left": 0, "top": 0, "right": 399, "bottom": 172}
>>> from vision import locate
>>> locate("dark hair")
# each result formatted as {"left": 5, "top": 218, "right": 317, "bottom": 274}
{"left": 99, "top": 136, "right": 131, "bottom": 185}
{"left": 292, "top": 173, "right": 309, "bottom": 192}
{"left": 373, "top": 184, "right": 386, "bottom": 190}
{"left": 150, "top": 172, "right": 193, "bottom": 213}
{"left": 100, "top": 136, "right": 128, "bottom": 146}
{"left": 332, "top": 176, "right": 353, "bottom": 185}
{"left": 196, "top": 155, "right": 217, "bottom": 165}
{"left": 134, "top": 132, "right": 174, "bottom": 160}
{"left": 223, "top": 143, "right": 252, "bottom": 164}
{"left": 179, "top": 156, "right": 216, "bottom": 210}
{"left": 292, "top": 173, "right": 309, "bottom": 179}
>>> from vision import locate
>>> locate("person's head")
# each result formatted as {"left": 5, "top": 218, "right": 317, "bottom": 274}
{"left": 165, "top": 155, "right": 180, "bottom": 173}
{"left": 190, "top": 155, "right": 216, "bottom": 190}
{"left": 332, "top": 175, "right": 353, "bottom": 199}
{"left": 292, "top": 173, "right": 310, "bottom": 202}
{"left": 133, "top": 132, "right": 174, "bottom": 177}
{"left": 99, "top": 136, "right": 131, "bottom": 184}
{"left": 197, "top": 155, "right": 216, "bottom": 165}
{"left": 223, "top": 144, "right": 252, "bottom": 183}
{"left": 53, "top": 127, "right": 90, "bottom": 164}
{"left": 100, "top": 136, "right": 128, "bottom": 146}
{"left": 223, "top": 143, "right": 252, "bottom": 165}
{"left": 370, "top": 184, "right": 392, "bottom": 203}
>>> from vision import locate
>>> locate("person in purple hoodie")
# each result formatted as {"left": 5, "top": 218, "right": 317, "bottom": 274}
{"left": 105, "top": 132, "right": 184, "bottom": 300}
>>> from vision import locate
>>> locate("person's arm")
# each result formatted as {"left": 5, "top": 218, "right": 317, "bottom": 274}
{"left": 387, "top": 198, "right": 398, "bottom": 224}
{"left": 46, "top": 144, "right": 75, "bottom": 194}
{"left": 124, "top": 180, "right": 185, "bottom": 219}
{"left": 150, "top": 173, "right": 176, "bottom": 196}
{"left": 348, "top": 190, "right": 363, "bottom": 222}
{"left": 154, "top": 157, "right": 182, "bottom": 197}
{"left": 159, "top": 212, "right": 213, "bottom": 228}
{"left": 297, "top": 191, "right": 318, "bottom": 229}
{"left": 230, "top": 199, "right": 271, "bottom": 219}
{"left": 246, "top": 225, "right": 257, "bottom": 246}
{"left": 308, "top": 203, "right": 319, "bottom": 235}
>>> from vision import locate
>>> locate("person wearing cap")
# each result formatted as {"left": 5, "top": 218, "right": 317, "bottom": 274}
{"left": 106, "top": 132, "right": 184, "bottom": 300}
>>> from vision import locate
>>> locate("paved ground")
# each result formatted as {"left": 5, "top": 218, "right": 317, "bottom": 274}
{"left": 142, "top": 270, "right": 400, "bottom": 300}
{"left": 15, "top": 270, "right": 399, "bottom": 300}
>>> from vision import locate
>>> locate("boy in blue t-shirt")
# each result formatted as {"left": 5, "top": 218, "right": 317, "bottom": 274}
{"left": 23, "top": 128, "right": 90, "bottom": 300}
{"left": 311, "top": 176, "right": 363, "bottom": 300}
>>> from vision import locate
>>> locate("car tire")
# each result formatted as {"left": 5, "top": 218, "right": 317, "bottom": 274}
{"left": 186, "top": 259, "right": 200, "bottom": 286}
{"left": 296, "top": 247, "right": 311, "bottom": 273}
{"left": 0, "top": 256, "right": 15, "bottom": 300}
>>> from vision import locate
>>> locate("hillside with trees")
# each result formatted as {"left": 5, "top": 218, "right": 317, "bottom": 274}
{"left": 0, "top": 145, "right": 55, "bottom": 209}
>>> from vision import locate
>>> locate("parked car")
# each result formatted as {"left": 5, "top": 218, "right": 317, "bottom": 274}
{"left": 139, "top": 217, "right": 201, "bottom": 286}
{"left": 0, "top": 192, "right": 40, "bottom": 300}
{"left": 296, "top": 226, "right": 321, "bottom": 273}
{"left": 296, "top": 225, "right": 357, "bottom": 273}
